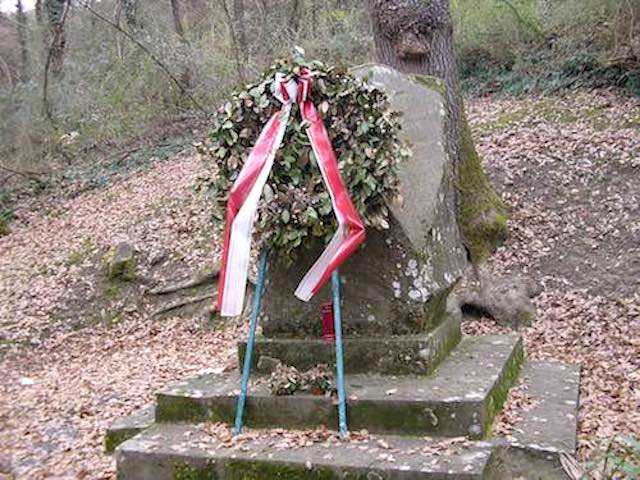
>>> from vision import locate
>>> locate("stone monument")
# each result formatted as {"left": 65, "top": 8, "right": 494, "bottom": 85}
{"left": 108, "top": 65, "right": 580, "bottom": 480}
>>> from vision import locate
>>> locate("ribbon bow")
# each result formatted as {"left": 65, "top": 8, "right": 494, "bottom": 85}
{"left": 216, "top": 68, "right": 366, "bottom": 316}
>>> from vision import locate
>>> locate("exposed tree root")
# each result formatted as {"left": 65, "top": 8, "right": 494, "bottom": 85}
{"left": 152, "top": 293, "right": 215, "bottom": 316}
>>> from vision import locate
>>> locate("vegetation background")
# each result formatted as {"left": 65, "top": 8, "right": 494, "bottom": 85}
{"left": 0, "top": 0, "right": 638, "bottom": 232}
{"left": 0, "top": 1, "right": 638, "bottom": 478}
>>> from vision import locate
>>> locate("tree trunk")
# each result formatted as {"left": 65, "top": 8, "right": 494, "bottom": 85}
{"left": 45, "top": 0, "right": 67, "bottom": 76}
{"left": 35, "top": 0, "right": 44, "bottom": 25}
{"left": 170, "top": 0, "right": 186, "bottom": 39}
{"left": 219, "top": 0, "right": 246, "bottom": 83}
{"left": 113, "top": 0, "right": 123, "bottom": 58}
{"left": 288, "top": 0, "right": 301, "bottom": 34}
{"left": 232, "top": 0, "right": 248, "bottom": 72}
{"left": 368, "top": 0, "right": 460, "bottom": 160}
{"left": 16, "top": 0, "right": 29, "bottom": 80}
{"left": 367, "top": 0, "right": 507, "bottom": 263}
{"left": 123, "top": 0, "right": 138, "bottom": 28}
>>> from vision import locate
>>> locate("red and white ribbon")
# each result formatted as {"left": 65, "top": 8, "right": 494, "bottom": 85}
{"left": 217, "top": 69, "right": 365, "bottom": 316}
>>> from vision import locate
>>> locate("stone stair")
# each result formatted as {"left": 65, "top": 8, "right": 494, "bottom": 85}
{"left": 155, "top": 335, "right": 522, "bottom": 438}
{"left": 109, "top": 331, "right": 580, "bottom": 479}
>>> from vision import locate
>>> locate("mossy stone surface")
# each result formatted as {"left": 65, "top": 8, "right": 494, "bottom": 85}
{"left": 240, "top": 308, "right": 461, "bottom": 375}
{"left": 104, "top": 242, "right": 137, "bottom": 281}
{"left": 0, "top": 217, "right": 9, "bottom": 237}
{"left": 154, "top": 334, "right": 521, "bottom": 438}
{"left": 458, "top": 114, "right": 508, "bottom": 263}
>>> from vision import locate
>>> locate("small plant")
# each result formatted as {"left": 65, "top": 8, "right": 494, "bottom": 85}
{"left": 587, "top": 435, "right": 640, "bottom": 479}
{"left": 196, "top": 57, "right": 408, "bottom": 259}
{"left": 562, "top": 435, "right": 640, "bottom": 479}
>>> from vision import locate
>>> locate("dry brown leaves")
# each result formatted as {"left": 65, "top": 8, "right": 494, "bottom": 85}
{"left": 467, "top": 88, "right": 640, "bottom": 460}
{"left": 0, "top": 89, "right": 637, "bottom": 478}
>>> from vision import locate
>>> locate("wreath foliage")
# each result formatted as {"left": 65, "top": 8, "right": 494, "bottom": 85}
{"left": 196, "top": 58, "right": 409, "bottom": 258}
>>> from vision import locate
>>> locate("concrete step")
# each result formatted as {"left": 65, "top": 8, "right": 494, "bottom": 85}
{"left": 487, "top": 361, "right": 581, "bottom": 480}
{"left": 110, "top": 360, "right": 581, "bottom": 479}
{"left": 105, "top": 405, "right": 155, "bottom": 453}
{"left": 239, "top": 313, "right": 462, "bottom": 375}
{"left": 116, "top": 423, "right": 494, "bottom": 480}
{"left": 154, "top": 335, "right": 524, "bottom": 439}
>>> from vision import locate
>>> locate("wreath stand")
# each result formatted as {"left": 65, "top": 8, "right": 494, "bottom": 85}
{"left": 233, "top": 249, "right": 349, "bottom": 438}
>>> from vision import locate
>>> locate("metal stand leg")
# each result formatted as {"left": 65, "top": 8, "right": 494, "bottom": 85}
{"left": 331, "top": 269, "right": 348, "bottom": 438}
{"left": 234, "top": 249, "right": 268, "bottom": 435}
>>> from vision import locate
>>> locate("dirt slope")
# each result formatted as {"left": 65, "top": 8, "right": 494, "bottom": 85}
{"left": 0, "top": 89, "right": 638, "bottom": 478}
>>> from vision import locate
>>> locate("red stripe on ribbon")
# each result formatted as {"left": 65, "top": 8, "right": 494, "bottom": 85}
{"left": 217, "top": 70, "right": 365, "bottom": 316}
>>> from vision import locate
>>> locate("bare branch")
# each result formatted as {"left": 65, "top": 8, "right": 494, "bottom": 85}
{"left": 79, "top": 1, "right": 210, "bottom": 117}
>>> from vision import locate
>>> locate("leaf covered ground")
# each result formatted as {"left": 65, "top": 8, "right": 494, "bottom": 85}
{"left": 0, "top": 89, "right": 638, "bottom": 478}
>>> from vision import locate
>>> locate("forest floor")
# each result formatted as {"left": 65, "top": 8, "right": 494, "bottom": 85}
{"left": 0, "top": 89, "right": 638, "bottom": 478}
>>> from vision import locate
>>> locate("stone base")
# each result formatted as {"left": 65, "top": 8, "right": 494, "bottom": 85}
{"left": 117, "top": 425, "right": 493, "bottom": 479}
{"left": 239, "top": 311, "right": 461, "bottom": 375}
{"left": 155, "top": 335, "right": 523, "bottom": 438}
{"left": 114, "top": 346, "right": 580, "bottom": 480}
{"left": 105, "top": 405, "right": 154, "bottom": 453}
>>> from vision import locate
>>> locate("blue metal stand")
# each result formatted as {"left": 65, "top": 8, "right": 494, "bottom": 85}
{"left": 331, "top": 269, "right": 348, "bottom": 437}
{"left": 234, "top": 249, "right": 268, "bottom": 435}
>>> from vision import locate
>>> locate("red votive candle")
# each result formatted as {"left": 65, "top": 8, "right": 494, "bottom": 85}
{"left": 321, "top": 301, "right": 335, "bottom": 343}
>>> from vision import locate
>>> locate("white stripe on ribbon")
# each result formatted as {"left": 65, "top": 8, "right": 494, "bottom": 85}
{"left": 217, "top": 70, "right": 365, "bottom": 316}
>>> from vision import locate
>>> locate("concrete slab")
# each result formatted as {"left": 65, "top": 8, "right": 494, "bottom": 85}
{"left": 116, "top": 423, "right": 493, "bottom": 480}
{"left": 512, "top": 361, "right": 580, "bottom": 453}
{"left": 106, "top": 405, "right": 155, "bottom": 453}
{"left": 238, "top": 313, "right": 461, "bottom": 375}
{"left": 484, "top": 361, "right": 580, "bottom": 480}
{"left": 155, "top": 335, "right": 523, "bottom": 438}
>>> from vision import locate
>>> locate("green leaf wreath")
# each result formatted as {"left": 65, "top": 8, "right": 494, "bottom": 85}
{"left": 196, "top": 58, "right": 409, "bottom": 258}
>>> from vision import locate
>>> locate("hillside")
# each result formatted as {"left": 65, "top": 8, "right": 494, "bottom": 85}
{"left": 0, "top": 89, "right": 638, "bottom": 477}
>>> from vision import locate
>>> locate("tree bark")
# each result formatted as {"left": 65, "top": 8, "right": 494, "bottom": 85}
{"left": 16, "top": 0, "right": 29, "bottom": 80}
{"left": 45, "top": 0, "right": 67, "bottom": 76}
{"left": 219, "top": 0, "right": 246, "bottom": 83}
{"left": 368, "top": 0, "right": 460, "bottom": 162}
{"left": 233, "top": 0, "right": 248, "bottom": 72}
{"left": 123, "top": 0, "right": 138, "bottom": 28}
{"left": 35, "top": 0, "right": 44, "bottom": 25}
{"left": 367, "top": 0, "right": 507, "bottom": 263}
{"left": 170, "top": 0, "right": 186, "bottom": 39}
{"left": 288, "top": 0, "right": 301, "bottom": 34}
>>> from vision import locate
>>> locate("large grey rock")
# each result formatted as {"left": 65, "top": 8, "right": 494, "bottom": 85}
{"left": 456, "top": 272, "right": 537, "bottom": 329}
{"left": 106, "top": 242, "right": 137, "bottom": 281}
{"left": 262, "top": 64, "right": 468, "bottom": 339}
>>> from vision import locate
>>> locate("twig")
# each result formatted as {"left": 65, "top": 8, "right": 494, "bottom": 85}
{"left": 0, "top": 163, "right": 49, "bottom": 178}
{"left": 152, "top": 293, "right": 215, "bottom": 316}
{"left": 150, "top": 269, "right": 219, "bottom": 295}
{"left": 79, "top": 1, "right": 210, "bottom": 118}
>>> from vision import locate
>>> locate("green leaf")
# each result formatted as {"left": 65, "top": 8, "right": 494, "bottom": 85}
{"left": 281, "top": 209, "right": 290, "bottom": 224}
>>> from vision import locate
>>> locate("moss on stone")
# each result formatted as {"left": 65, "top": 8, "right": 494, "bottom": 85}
{"left": 458, "top": 114, "right": 508, "bottom": 263}
{"left": 0, "top": 217, "right": 9, "bottom": 237}
{"left": 104, "top": 430, "right": 131, "bottom": 453}
{"left": 156, "top": 395, "right": 212, "bottom": 423}
{"left": 413, "top": 74, "right": 447, "bottom": 96}
{"left": 482, "top": 337, "right": 525, "bottom": 437}
{"left": 225, "top": 460, "right": 348, "bottom": 480}
{"left": 103, "top": 244, "right": 137, "bottom": 281}
{"left": 174, "top": 461, "right": 218, "bottom": 480}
